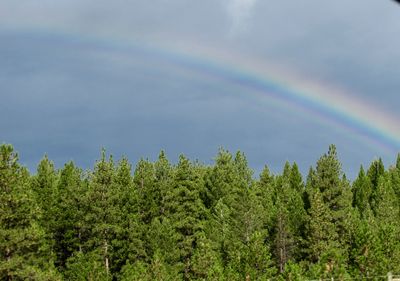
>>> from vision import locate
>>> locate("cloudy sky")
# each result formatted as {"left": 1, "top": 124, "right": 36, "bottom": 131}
{"left": 1, "top": 0, "right": 400, "bottom": 178}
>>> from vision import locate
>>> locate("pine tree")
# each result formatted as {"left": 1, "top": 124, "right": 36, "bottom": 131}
{"left": 373, "top": 173, "right": 400, "bottom": 273}
{"left": 389, "top": 163, "right": 400, "bottom": 207}
{"left": 350, "top": 211, "right": 383, "bottom": 278}
{"left": 154, "top": 150, "right": 173, "bottom": 217}
{"left": 205, "top": 149, "right": 236, "bottom": 208}
{"left": 270, "top": 163, "right": 306, "bottom": 273}
{"left": 53, "top": 161, "right": 88, "bottom": 271}
{"left": 30, "top": 155, "right": 60, "bottom": 270}
{"left": 112, "top": 157, "right": 145, "bottom": 273}
{"left": 134, "top": 158, "right": 157, "bottom": 225}
{"left": 190, "top": 232, "right": 221, "bottom": 280}
{"left": 0, "top": 144, "right": 60, "bottom": 280}
{"left": 209, "top": 150, "right": 275, "bottom": 278}
{"left": 255, "top": 165, "right": 275, "bottom": 233}
{"left": 164, "top": 155, "right": 208, "bottom": 280}
{"left": 367, "top": 158, "right": 385, "bottom": 188}
{"left": 305, "top": 145, "right": 353, "bottom": 277}
{"left": 31, "top": 155, "right": 58, "bottom": 225}
{"left": 367, "top": 158, "right": 385, "bottom": 213}
{"left": 85, "top": 149, "right": 118, "bottom": 278}
{"left": 305, "top": 188, "right": 338, "bottom": 263}
{"left": 352, "top": 166, "right": 372, "bottom": 218}
{"left": 65, "top": 251, "right": 109, "bottom": 281}
{"left": 206, "top": 149, "right": 237, "bottom": 266}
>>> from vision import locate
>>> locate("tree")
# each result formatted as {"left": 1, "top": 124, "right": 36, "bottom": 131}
{"left": 373, "top": 173, "right": 400, "bottom": 273}
{"left": 208, "top": 150, "right": 276, "bottom": 278}
{"left": 304, "top": 145, "right": 353, "bottom": 277}
{"left": 164, "top": 155, "right": 208, "bottom": 280}
{"left": 0, "top": 144, "right": 60, "bottom": 280}
{"left": 352, "top": 166, "right": 372, "bottom": 217}
{"left": 350, "top": 211, "right": 383, "bottom": 278}
{"left": 112, "top": 157, "right": 145, "bottom": 273}
{"left": 31, "top": 155, "right": 58, "bottom": 228}
{"left": 85, "top": 149, "right": 119, "bottom": 277}
{"left": 367, "top": 158, "right": 385, "bottom": 213}
{"left": 30, "top": 155, "right": 60, "bottom": 269}
{"left": 65, "top": 251, "right": 110, "bottom": 281}
{"left": 52, "top": 162, "right": 88, "bottom": 271}
{"left": 273, "top": 162, "right": 306, "bottom": 266}
{"left": 134, "top": 159, "right": 157, "bottom": 225}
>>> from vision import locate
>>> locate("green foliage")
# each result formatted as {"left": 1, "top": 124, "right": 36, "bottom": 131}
{"left": 350, "top": 213, "right": 384, "bottom": 278}
{"left": 164, "top": 155, "right": 208, "bottom": 279}
{"left": 1, "top": 144, "right": 400, "bottom": 280}
{"left": 65, "top": 251, "right": 111, "bottom": 281}
{"left": 352, "top": 166, "right": 372, "bottom": 217}
{"left": 52, "top": 162, "right": 88, "bottom": 270}
{"left": 305, "top": 145, "right": 353, "bottom": 276}
{"left": 0, "top": 144, "right": 59, "bottom": 280}
{"left": 271, "top": 162, "right": 306, "bottom": 272}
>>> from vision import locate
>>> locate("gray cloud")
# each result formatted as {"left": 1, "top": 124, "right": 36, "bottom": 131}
{"left": 222, "top": 0, "right": 258, "bottom": 36}
{"left": 1, "top": 1, "right": 400, "bottom": 177}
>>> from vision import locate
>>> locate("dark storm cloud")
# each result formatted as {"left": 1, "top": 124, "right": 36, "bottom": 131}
{"left": 0, "top": 1, "right": 399, "bottom": 177}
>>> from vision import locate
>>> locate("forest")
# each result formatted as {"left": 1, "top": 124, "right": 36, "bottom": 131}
{"left": 1, "top": 143, "right": 400, "bottom": 280}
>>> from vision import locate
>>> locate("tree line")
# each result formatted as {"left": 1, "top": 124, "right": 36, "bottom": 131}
{"left": 1, "top": 143, "right": 400, "bottom": 280}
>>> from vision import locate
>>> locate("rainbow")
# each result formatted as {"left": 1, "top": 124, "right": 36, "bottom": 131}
{"left": 4, "top": 27, "right": 400, "bottom": 153}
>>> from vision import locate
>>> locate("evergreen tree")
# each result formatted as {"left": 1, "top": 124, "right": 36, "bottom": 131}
{"left": 2, "top": 142, "right": 400, "bottom": 279}
{"left": 134, "top": 158, "right": 157, "bottom": 225}
{"left": 289, "top": 162, "right": 304, "bottom": 193}
{"left": 271, "top": 164, "right": 305, "bottom": 273}
{"left": 209, "top": 150, "right": 276, "bottom": 278}
{"left": 30, "top": 155, "right": 60, "bottom": 268}
{"left": 373, "top": 173, "right": 400, "bottom": 273}
{"left": 0, "top": 144, "right": 59, "bottom": 280}
{"left": 112, "top": 157, "right": 145, "bottom": 273}
{"left": 305, "top": 188, "right": 338, "bottom": 263}
{"left": 350, "top": 211, "right": 383, "bottom": 278}
{"left": 367, "top": 158, "right": 385, "bottom": 189}
{"left": 367, "top": 158, "right": 385, "bottom": 213}
{"left": 53, "top": 162, "right": 88, "bottom": 271}
{"left": 305, "top": 145, "right": 353, "bottom": 277}
{"left": 205, "top": 149, "right": 236, "bottom": 208}
{"left": 31, "top": 155, "right": 58, "bottom": 227}
{"left": 352, "top": 166, "right": 372, "bottom": 217}
{"left": 254, "top": 165, "right": 275, "bottom": 231}
{"left": 206, "top": 149, "right": 237, "bottom": 266}
{"left": 65, "top": 251, "right": 109, "bottom": 281}
{"left": 85, "top": 149, "right": 118, "bottom": 278}
{"left": 154, "top": 150, "right": 173, "bottom": 217}
{"left": 164, "top": 155, "right": 208, "bottom": 280}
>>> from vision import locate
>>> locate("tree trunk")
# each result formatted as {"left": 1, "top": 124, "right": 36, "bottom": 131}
{"left": 6, "top": 247, "right": 12, "bottom": 280}
{"left": 78, "top": 230, "right": 82, "bottom": 252}
{"left": 104, "top": 236, "right": 109, "bottom": 274}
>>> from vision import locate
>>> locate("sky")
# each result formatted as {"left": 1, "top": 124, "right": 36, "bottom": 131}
{"left": 1, "top": 0, "right": 400, "bottom": 178}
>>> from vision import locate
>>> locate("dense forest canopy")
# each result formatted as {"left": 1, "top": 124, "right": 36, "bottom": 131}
{"left": 1, "top": 143, "right": 400, "bottom": 280}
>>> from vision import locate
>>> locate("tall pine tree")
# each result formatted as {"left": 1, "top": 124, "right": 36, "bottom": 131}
{"left": 0, "top": 144, "right": 59, "bottom": 280}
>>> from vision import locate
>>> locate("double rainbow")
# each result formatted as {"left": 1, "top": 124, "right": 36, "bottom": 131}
{"left": 5, "top": 27, "right": 400, "bottom": 153}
